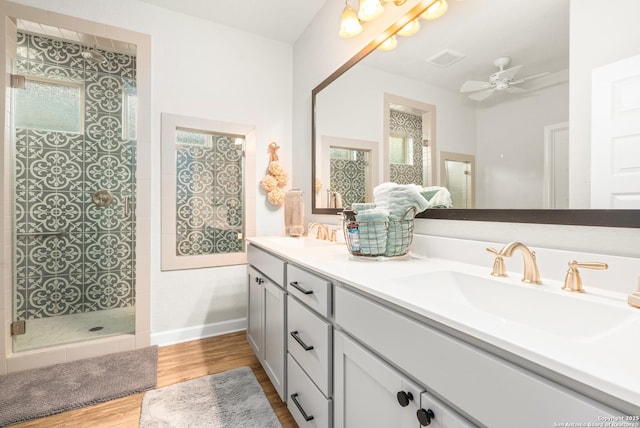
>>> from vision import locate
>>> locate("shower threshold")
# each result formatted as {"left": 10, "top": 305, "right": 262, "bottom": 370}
{"left": 13, "top": 306, "right": 135, "bottom": 353}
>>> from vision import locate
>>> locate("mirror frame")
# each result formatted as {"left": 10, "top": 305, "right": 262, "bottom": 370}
{"left": 311, "top": 1, "right": 640, "bottom": 228}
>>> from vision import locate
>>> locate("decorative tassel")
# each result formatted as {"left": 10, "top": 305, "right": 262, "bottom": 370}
{"left": 261, "top": 142, "right": 288, "bottom": 206}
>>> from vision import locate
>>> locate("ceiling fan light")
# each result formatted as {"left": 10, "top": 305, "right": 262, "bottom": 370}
{"left": 339, "top": 4, "right": 363, "bottom": 38}
{"left": 397, "top": 19, "right": 420, "bottom": 37}
{"left": 377, "top": 35, "right": 398, "bottom": 51}
{"left": 358, "top": 0, "right": 384, "bottom": 22}
{"left": 420, "top": 0, "right": 448, "bottom": 20}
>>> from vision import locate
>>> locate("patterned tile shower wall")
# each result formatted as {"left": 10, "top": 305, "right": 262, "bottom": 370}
{"left": 330, "top": 152, "right": 366, "bottom": 208}
{"left": 13, "top": 32, "right": 137, "bottom": 320}
{"left": 389, "top": 110, "right": 424, "bottom": 185}
{"left": 175, "top": 133, "right": 244, "bottom": 256}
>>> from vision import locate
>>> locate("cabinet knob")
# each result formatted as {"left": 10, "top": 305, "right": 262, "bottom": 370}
{"left": 417, "top": 408, "right": 435, "bottom": 426}
{"left": 396, "top": 391, "right": 414, "bottom": 407}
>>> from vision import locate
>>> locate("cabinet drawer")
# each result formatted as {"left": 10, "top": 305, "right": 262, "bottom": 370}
{"left": 248, "top": 244, "right": 284, "bottom": 286}
{"left": 287, "top": 264, "right": 332, "bottom": 318}
{"left": 287, "top": 354, "right": 332, "bottom": 428}
{"left": 335, "top": 286, "right": 619, "bottom": 428}
{"left": 288, "top": 296, "right": 332, "bottom": 397}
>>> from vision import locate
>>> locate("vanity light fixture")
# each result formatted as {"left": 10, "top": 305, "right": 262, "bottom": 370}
{"left": 358, "top": 0, "right": 385, "bottom": 22}
{"left": 377, "top": 35, "right": 398, "bottom": 51}
{"left": 339, "top": 0, "right": 363, "bottom": 38}
{"left": 396, "top": 18, "right": 420, "bottom": 37}
{"left": 420, "top": 0, "right": 448, "bottom": 20}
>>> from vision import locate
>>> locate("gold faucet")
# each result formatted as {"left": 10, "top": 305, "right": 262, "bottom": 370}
{"left": 486, "top": 242, "right": 541, "bottom": 284}
{"left": 562, "top": 260, "right": 608, "bottom": 293}
{"left": 308, "top": 222, "right": 329, "bottom": 240}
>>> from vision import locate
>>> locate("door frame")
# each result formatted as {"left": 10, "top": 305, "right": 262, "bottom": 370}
{"left": 440, "top": 151, "right": 475, "bottom": 208}
{"left": 0, "top": 1, "right": 151, "bottom": 368}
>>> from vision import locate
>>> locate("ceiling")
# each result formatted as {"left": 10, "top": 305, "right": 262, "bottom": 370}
{"left": 136, "top": 0, "right": 570, "bottom": 100}
{"left": 138, "top": 0, "right": 328, "bottom": 44}
{"left": 361, "top": 0, "right": 570, "bottom": 97}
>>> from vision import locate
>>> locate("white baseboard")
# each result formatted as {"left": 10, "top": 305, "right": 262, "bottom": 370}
{"left": 151, "top": 318, "right": 247, "bottom": 347}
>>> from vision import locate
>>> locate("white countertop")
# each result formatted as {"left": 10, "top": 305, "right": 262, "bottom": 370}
{"left": 248, "top": 236, "right": 640, "bottom": 414}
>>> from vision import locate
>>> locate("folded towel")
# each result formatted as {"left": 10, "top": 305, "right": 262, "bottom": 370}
{"left": 385, "top": 219, "right": 412, "bottom": 257}
{"left": 422, "top": 186, "right": 452, "bottom": 208}
{"left": 284, "top": 189, "right": 304, "bottom": 237}
{"left": 355, "top": 209, "right": 389, "bottom": 256}
{"left": 329, "top": 191, "right": 343, "bottom": 209}
{"left": 352, "top": 202, "right": 376, "bottom": 212}
{"left": 387, "top": 185, "right": 430, "bottom": 220}
{"left": 373, "top": 182, "right": 398, "bottom": 211}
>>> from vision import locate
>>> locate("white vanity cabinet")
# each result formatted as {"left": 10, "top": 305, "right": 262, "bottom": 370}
{"left": 286, "top": 263, "right": 334, "bottom": 428}
{"left": 334, "top": 285, "right": 620, "bottom": 428}
{"left": 247, "top": 244, "right": 286, "bottom": 401}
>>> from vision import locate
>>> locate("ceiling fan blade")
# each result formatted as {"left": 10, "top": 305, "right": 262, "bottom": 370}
{"left": 495, "top": 64, "right": 522, "bottom": 81}
{"left": 460, "top": 80, "right": 491, "bottom": 93}
{"left": 511, "top": 72, "right": 552, "bottom": 85}
{"left": 506, "top": 86, "right": 528, "bottom": 94}
{"left": 468, "top": 88, "right": 495, "bottom": 101}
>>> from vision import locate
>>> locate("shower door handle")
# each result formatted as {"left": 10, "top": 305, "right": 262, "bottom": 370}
{"left": 124, "top": 196, "right": 130, "bottom": 217}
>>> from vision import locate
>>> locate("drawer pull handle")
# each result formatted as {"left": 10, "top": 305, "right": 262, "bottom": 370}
{"left": 291, "top": 393, "right": 314, "bottom": 422}
{"left": 290, "top": 330, "right": 314, "bottom": 351}
{"left": 417, "top": 408, "right": 435, "bottom": 426}
{"left": 290, "top": 281, "right": 314, "bottom": 295}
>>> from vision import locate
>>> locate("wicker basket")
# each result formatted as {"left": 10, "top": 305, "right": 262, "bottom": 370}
{"left": 342, "top": 208, "right": 415, "bottom": 258}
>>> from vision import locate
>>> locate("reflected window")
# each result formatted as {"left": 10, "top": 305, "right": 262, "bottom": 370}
{"left": 389, "top": 135, "right": 414, "bottom": 165}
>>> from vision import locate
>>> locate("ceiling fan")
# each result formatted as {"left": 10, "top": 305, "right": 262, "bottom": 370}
{"left": 460, "top": 56, "right": 550, "bottom": 101}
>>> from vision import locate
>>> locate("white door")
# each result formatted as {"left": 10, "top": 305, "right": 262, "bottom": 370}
{"left": 334, "top": 331, "right": 423, "bottom": 428}
{"left": 263, "top": 280, "right": 286, "bottom": 401}
{"left": 543, "top": 122, "right": 570, "bottom": 208}
{"left": 247, "top": 267, "right": 263, "bottom": 359}
{"left": 591, "top": 54, "right": 640, "bottom": 208}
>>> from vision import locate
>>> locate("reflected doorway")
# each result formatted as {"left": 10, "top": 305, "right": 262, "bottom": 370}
{"left": 384, "top": 94, "right": 436, "bottom": 187}
{"left": 441, "top": 152, "right": 475, "bottom": 208}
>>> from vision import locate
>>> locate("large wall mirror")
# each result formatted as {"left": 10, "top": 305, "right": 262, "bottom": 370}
{"left": 311, "top": 0, "right": 640, "bottom": 227}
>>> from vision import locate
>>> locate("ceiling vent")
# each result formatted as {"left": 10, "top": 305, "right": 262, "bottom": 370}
{"left": 426, "top": 49, "right": 465, "bottom": 67}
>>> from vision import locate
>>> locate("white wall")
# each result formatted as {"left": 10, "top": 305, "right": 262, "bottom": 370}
{"left": 475, "top": 82, "right": 569, "bottom": 208}
{"left": 8, "top": 0, "right": 294, "bottom": 340}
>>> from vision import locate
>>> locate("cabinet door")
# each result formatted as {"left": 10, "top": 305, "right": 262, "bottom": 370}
{"left": 247, "top": 267, "right": 263, "bottom": 359}
{"left": 334, "top": 331, "right": 423, "bottom": 428}
{"left": 263, "top": 280, "right": 286, "bottom": 401}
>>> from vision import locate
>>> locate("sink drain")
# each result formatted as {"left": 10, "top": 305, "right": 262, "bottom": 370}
{"left": 89, "top": 326, "right": 104, "bottom": 332}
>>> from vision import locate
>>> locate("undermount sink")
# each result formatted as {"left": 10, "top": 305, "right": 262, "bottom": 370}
{"left": 262, "top": 236, "right": 336, "bottom": 248}
{"left": 393, "top": 270, "right": 636, "bottom": 342}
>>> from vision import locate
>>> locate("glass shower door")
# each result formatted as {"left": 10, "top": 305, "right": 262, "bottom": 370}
{"left": 11, "top": 30, "right": 137, "bottom": 352}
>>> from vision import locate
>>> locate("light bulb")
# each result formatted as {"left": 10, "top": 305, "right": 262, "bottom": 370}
{"left": 420, "top": 0, "right": 448, "bottom": 20}
{"left": 358, "top": 0, "right": 384, "bottom": 22}
{"left": 377, "top": 35, "right": 398, "bottom": 51}
{"left": 339, "top": 3, "right": 363, "bottom": 38}
{"left": 397, "top": 19, "right": 420, "bottom": 37}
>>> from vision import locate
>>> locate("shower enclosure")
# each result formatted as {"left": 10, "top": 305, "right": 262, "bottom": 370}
{"left": 11, "top": 29, "right": 137, "bottom": 352}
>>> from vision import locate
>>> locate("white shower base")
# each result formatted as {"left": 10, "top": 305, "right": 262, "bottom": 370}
{"left": 13, "top": 306, "right": 135, "bottom": 353}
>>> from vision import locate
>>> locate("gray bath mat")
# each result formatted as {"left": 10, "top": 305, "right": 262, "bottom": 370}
{"left": 0, "top": 345, "right": 157, "bottom": 426}
{"left": 139, "top": 366, "right": 281, "bottom": 427}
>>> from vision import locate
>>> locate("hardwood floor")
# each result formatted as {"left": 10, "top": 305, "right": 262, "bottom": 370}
{"left": 12, "top": 332, "right": 297, "bottom": 427}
